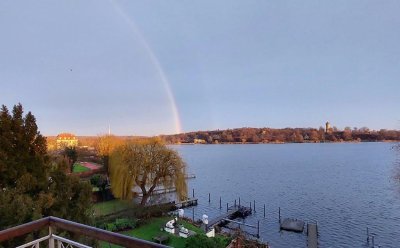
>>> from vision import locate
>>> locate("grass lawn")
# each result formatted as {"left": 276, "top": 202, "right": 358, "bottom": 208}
{"left": 93, "top": 200, "right": 131, "bottom": 216}
{"left": 99, "top": 216, "right": 205, "bottom": 248}
{"left": 72, "top": 163, "right": 90, "bottom": 173}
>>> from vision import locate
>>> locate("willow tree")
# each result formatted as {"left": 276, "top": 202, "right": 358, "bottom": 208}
{"left": 109, "top": 138, "right": 187, "bottom": 205}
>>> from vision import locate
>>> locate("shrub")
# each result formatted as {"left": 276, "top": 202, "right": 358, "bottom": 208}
{"left": 101, "top": 218, "right": 137, "bottom": 232}
{"left": 105, "top": 223, "right": 117, "bottom": 232}
{"left": 185, "top": 234, "right": 228, "bottom": 248}
{"left": 115, "top": 218, "right": 136, "bottom": 230}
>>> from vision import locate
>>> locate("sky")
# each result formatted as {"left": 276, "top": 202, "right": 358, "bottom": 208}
{"left": 1, "top": 0, "right": 399, "bottom": 136}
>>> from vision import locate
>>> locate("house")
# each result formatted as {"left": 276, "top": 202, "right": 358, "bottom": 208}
{"left": 56, "top": 133, "right": 78, "bottom": 149}
{"left": 194, "top": 138, "right": 206, "bottom": 144}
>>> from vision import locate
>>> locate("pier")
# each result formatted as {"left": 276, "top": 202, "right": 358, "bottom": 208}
{"left": 307, "top": 222, "right": 318, "bottom": 248}
{"left": 185, "top": 173, "right": 196, "bottom": 179}
{"left": 175, "top": 198, "right": 198, "bottom": 208}
{"left": 201, "top": 205, "right": 252, "bottom": 232}
{"left": 280, "top": 218, "right": 305, "bottom": 232}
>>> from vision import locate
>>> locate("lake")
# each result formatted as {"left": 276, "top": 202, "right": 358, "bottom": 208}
{"left": 173, "top": 143, "right": 400, "bottom": 248}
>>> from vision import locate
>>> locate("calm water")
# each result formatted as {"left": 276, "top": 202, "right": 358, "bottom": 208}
{"left": 173, "top": 143, "right": 400, "bottom": 248}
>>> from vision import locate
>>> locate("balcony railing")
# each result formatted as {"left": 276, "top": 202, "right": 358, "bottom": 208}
{"left": 0, "top": 216, "right": 169, "bottom": 248}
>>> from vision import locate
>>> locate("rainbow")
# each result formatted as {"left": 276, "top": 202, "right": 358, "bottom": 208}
{"left": 109, "top": 0, "right": 182, "bottom": 134}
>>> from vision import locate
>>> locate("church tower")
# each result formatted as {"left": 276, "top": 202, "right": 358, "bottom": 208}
{"left": 325, "top": 121, "right": 331, "bottom": 133}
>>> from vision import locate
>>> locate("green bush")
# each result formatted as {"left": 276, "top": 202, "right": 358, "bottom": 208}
{"left": 115, "top": 218, "right": 136, "bottom": 230}
{"left": 101, "top": 218, "right": 137, "bottom": 232}
{"left": 185, "top": 234, "right": 228, "bottom": 248}
{"left": 105, "top": 223, "right": 117, "bottom": 232}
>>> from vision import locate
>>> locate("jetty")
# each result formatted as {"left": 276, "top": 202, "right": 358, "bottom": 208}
{"left": 175, "top": 198, "right": 198, "bottom": 208}
{"left": 307, "top": 222, "right": 318, "bottom": 248}
{"left": 201, "top": 205, "right": 252, "bottom": 232}
{"left": 185, "top": 173, "right": 196, "bottom": 179}
{"left": 280, "top": 218, "right": 305, "bottom": 232}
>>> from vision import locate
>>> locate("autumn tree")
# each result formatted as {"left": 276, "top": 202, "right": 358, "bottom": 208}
{"left": 309, "top": 130, "right": 319, "bottom": 142}
{"left": 109, "top": 138, "right": 187, "bottom": 205}
{"left": 0, "top": 104, "right": 92, "bottom": 245}
{"left": 95, "top": 134, "right": 122, "bottom": 174}
{"left": 343, "top": 127, "right": 353, "bottom": 141}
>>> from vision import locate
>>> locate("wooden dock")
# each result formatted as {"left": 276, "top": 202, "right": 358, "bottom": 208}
{"left": 307, "top": 223, "right": 318, "bottom": 248}
{"left": 280, "top": 218, "right": 305, "bottom": 232}
{"left": 175, "top": 198, "right": 198, "bottom": 208}
{"left": 185, "top": 173, "right": 196, "bottom": 179}
{"left": 201, "top": 206, "right": 252, "bottom": 232}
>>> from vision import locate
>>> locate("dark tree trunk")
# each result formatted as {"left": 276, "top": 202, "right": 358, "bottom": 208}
{"left": 103, "top": 155, "right": 109, "bottom": 176}
{"left": 140, "top": 193, "right": 150, "bottom": 205}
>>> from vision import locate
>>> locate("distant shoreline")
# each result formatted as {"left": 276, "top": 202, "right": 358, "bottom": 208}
{"left": 169, "top": 140, "right": 399, "bottom": 145}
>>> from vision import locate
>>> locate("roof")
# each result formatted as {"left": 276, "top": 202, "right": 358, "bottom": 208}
{"left": 57, "top": 133, "right": 77, "bottom": 139}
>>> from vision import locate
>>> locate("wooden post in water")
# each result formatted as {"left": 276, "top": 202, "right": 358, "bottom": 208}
{"left": 263, "top": 204, "right": 266, "bottom": 218}
{"left": 278, "top": 207, "right": 281, "bottom": 222}
{"left": 219, "top": 197, "right": 222, "bottom": 209}
{"left": 226, "top": 203, "right": 229, "bottom": 212}
{"left": 235, "top": 199, "right": 236, "bottom": 207}
{"left": 239, "top": 197, "right": 241, "bottom": 206}
{"left": 367, "top": 227, "right": 369, "bottom": 244}
{"left": 257, "top": 220, "right": 260, "bottom": 238}
{"left": 192, "top": 189, "right": 195, "bottom": 198}
{"left": 250, "top": 202, "right": 252, "bottom": 211}
{"left": 208, "top": 193, "right": 210, "bottom": 203}
{"left": 254, "top": 200, "right": 256, "bottom": 212}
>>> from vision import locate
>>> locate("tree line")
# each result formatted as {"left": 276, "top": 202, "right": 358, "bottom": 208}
{"left": 159, "top": 127, "right": 400, "bottom": 144}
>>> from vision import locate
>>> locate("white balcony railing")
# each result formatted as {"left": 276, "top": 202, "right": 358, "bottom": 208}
{"left": 0, "top": 216, "right": 168, "bottom": 248}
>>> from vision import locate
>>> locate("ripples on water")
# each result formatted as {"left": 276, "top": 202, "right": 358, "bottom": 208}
{"left": 172, "top": 143, "right": 400, "bottom": 248}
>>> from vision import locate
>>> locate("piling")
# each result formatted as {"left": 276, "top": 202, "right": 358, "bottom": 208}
{"left": 257, "top": 220, "right": 260, "bottom": 238}
{"left": 367, "top": 227, "right": 369, "bottom": 244}
{"left": 219, "top": 197, "right": 222, "bottom": 209}
{"left": 263, "top": 204, "right": 266, "bottom": 218}
{"left": 235, "top": 199, "right": 237, "bottom": 207}
{"left": 254, "top": 200, "right": 256, "bottom": 212}
{"left": 226, "top": 203, "right": 228, "bottom": 213}
{"left": 239, "top": 197, "right": 241, "bottom": 206}
{"left": 250, "top": 202, "right": 252, "bottom": 211}
{"left": 208, "top": 193, "right": 210, "bottom": 203}
{"left": 192, "top": 189, "right": 195, "bottom": 198}
{"left": 278, "top": 207, "right": 281, "bottom": 222}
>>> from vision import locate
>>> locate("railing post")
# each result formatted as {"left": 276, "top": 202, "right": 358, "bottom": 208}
{"left": 48, "top": 226, "right": 55, "bottom": 248}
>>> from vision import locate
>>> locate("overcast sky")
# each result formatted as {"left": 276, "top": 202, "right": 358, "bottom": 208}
{"left": 1, "top": 0, "right": 399, "bottom": 136}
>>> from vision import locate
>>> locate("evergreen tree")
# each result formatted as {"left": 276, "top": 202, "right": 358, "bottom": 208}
{"left": 0, "top": 104, "right": 92, "bottom": 246}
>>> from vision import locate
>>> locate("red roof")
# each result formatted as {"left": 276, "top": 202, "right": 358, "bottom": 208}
{"left": 57, "top": 133, "right": 77, "bottom": 139}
